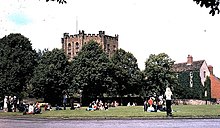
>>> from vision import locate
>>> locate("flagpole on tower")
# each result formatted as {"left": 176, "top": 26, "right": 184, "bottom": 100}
{"left": 76, "top": 16, "right": 78, "bottom": 33}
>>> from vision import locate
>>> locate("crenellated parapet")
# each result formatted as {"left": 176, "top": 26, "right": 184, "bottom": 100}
{"left": 63, "top": 30, "right": 118, "bottom": 39}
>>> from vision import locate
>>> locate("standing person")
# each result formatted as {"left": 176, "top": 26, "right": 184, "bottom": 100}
{"left": 164, "top": 87, "right": 173, "bottom": 117}
{"left": 144, "top": 100, "right": 147, "bottom": 112}
{"left": 13, "top": 96, "right": 17, "bottom": 112}
{"left": 3, "top": 96, "right": 8, "bottom": 112}
{"left": 63, "top": 91, "right": 67, "bottom": 110}
{"left": 7, "top": 96, "right": 12, "bottom": 112}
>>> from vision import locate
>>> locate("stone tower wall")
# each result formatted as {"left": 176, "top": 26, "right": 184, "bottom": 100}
{"left": 61, "top": 30, "right": 118, "bottom": 60}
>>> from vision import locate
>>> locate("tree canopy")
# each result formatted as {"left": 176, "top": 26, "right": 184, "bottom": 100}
{"left": 144, "top": 53, "right": 177, "bottom": 97}
{"left": 194, "top": 0, "right": 220, "bottom": 16}
{"left": 31, "top": 48, "right": 70, "bottom": 105}
{"left": 0, "top": 33, "right": 37, "bottom": 99}
{"left": 111, "top": 49, "right": 142, "bottom": 99}
{"left": 70, "top": 41, "right": 111, "bottom": 99}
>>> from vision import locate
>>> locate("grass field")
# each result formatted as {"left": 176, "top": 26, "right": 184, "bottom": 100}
{"left": 1, "top": 105, "right": 220, "bottom": 119}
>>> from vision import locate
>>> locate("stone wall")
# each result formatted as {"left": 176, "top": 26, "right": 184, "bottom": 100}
{"left": 174, "top": 99, "right": 212, "bottom": 105}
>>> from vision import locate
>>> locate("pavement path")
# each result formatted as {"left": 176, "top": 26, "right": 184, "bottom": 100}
{"left": 1, "top": 118, "right": 220, "bottom": 128}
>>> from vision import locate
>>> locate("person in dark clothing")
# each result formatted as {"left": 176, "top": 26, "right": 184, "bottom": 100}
{"left": 13, "top": 96, "right": 17, "bottom": 112}
{"left": 7, "top": 96, "right": 12, "bottom": 112}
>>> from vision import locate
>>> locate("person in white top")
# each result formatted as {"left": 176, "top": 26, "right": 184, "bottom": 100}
{"left": 3, "top": 96, "right": 8, "bottom": 112}
{"left": 28, "top": 103, "right": 34, "bottom": 114}
{"left": 164, "top": 87, "right": 173, "bottom": 116}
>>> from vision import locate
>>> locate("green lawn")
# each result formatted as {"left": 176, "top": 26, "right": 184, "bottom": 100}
{"left": 1, "top": 105, "right": 220, "bottom": 119}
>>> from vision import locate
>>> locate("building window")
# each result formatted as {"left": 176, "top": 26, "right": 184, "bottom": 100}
{"left": 107, "top": 44, "right": 110, "bottom": 52}
{"left": 190, "top": 71, "right": 193, "bottom": 87}
{"left": 76, "top": 42, "right": 79, "bottom": 49}
{"left": 204, "top": 90, "right": 207, "bottom": 97}
{"left": 68, "top": 43, "right": 71, "bottom": 51}
{"left": 204, "top": 71, "right": 206, "bottom": 78}
{"left": 68, "top": 52, "right": 71, "bottom": 59}
{"left": 113, "top": 45, "right": 116, "bottom": 50}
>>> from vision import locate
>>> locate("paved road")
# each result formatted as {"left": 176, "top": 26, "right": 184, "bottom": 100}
{"left": 0, "top": 118, "right": 220, "bottom": 128}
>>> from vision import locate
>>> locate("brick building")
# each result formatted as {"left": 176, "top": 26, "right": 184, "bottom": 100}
{"left": 208, "top": 66, "right": 220, "bottom": 102}
{"left": 61, "top": 30, "right": 118, "bottom": 60}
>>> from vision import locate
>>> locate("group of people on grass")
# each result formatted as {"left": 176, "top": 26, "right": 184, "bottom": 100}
{"left": 144, "top": 87, "right": 173, "bottom": 116}
{"left": 3, "top": 88, "right": 173, "bottom": 117}
{"left": 3, "top": 96, "right": 18, "bottom": 112}
{"left": 127, "top": 102, "right": 137, "bottom": 106}
{"left": 86, "top": 99, "right": 109, "bottom": 111}
{"left": 22, "top": 102, "right": 52, "bottom": 114}
{"left": 3, "top": 95, "right": 53, "bottom": 114}
{"left": 22, "top": 102, "right": 42, "bottom": 115}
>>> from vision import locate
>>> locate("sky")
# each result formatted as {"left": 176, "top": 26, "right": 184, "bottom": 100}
{"left": 1, "top": 0, "right": 220, "bottom": 76}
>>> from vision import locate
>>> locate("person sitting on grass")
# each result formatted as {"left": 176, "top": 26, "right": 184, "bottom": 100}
{"left": 55, "top": 104, "right": 62, "bottom": 110}
{"left": 147, "top": 97, "right": 155, "bottom": 112}
{"left": 148, "top": 97, "right": 153, "bottom": 107}
{"left": 27, "top": 103, "right": 34, "bottom": 114}
{"left": 104, "top": 103, "right": 108, "bottom": 110}
{"left": 86, "top": 103, "right": 95, "bottom": 111}
{"left": 45, "top": 103, "right": 52, "bottom": 111}
{"left": 34, "top": 102, "right": 41, "bottom": 114}
{"left": 152, "top": 101, "right": 157, "bottom": 112}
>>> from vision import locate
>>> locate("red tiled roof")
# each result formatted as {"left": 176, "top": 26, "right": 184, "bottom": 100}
{"left": 210, "top": 74, "right": 220, "bottom": 99}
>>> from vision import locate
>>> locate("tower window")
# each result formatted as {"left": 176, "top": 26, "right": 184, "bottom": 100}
{"left": 76, "top": 42, "right": 79, "bottom": 49}
{"left": 68, "top": 43, "right": 71, "bottom": 51}
{"left": 113, "top": 45, "right": 116, "bottom": 50}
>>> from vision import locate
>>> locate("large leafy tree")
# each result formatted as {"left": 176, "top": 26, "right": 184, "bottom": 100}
{"left": 70, "top": 41, "right": 111, "bottom": 99}
{"left": 194, "top": 0, "right": 220, "bottom": 16}
{"left": 144, "top": 53, "right": 177, "bottom": 97}
{"left": 111, "top": 49, "right": 142, "bottom": 104}
{"left": 0, "top": 33, "right": 37, "bottom": 99}
{"left": 31, "top": 48, "right": 70, "bottom": 105}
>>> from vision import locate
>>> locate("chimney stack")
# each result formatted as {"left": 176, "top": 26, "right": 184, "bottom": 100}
{"left": 208, "top": 65, "right": 213, "bottom": 75}
{"left": 187, "top": 55, "right": 193, "bottom": 65}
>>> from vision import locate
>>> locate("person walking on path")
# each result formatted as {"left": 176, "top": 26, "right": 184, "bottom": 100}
{"left": 164, "top": 87, "right": 173, "bottom": 117}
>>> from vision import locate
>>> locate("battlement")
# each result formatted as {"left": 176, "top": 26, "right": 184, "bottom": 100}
{"left": 63, "top": 33, "right": 69, "bottom": 38}
{"left": 63, "top": 30, "right": 118, "bottom": 40}
{"left": 105, "top": 35, "right": 119, "bottom": 40}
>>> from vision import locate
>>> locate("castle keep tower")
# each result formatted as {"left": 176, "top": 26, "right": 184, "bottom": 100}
{"left": 61, "top": 30, "right": 119, "bottom": 60}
